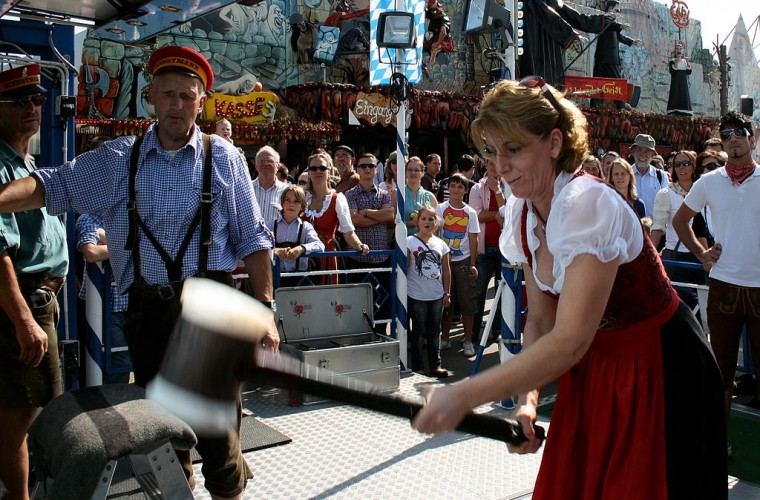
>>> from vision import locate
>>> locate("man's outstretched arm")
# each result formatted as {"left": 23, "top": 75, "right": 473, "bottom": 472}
{"left": 0, "top": 176, "right": 45, "bottom": 213}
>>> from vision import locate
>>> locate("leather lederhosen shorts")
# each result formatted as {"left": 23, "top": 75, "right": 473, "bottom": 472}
{"left": 0, "top": 286, "right": 63, "bottom": 408}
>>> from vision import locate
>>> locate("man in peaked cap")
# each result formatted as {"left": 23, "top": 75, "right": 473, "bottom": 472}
{"left": 630, "top": 133, "right": 668, "bottom": 217}
{"left": 0, "top": 63, "right": 68, "bottom": 499}
{"left": 0, "top": 63, "right": 47, "bottom": 99}
{"left": 0, "top": 47, "right": 278, "bottom": 499}
{"left": 333, "top": 144, "right": 360, "bottom": 193}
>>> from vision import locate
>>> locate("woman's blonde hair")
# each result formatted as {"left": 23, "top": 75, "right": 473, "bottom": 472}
{"left": 471, "top": 79, "right": 588, "bottom": 175}
{"left": 306, "top": 151, "right": 336, "bottom": 191}
{"left": 406, "top": 156, "right": 425, "bottom": 172}
{"left": 605, "top": 158, "right": 639, "bottom": 202}
{"left": 582, "top": 154, "right": 603, "bottom": 176}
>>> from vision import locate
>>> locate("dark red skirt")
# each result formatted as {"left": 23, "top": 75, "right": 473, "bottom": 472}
{"left": 533, "top": 291, "right": 727, "bottom": 499}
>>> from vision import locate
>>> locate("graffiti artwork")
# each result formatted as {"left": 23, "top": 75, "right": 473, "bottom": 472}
{"left": 315, "top": 26, "right": 341, "bottom": 63}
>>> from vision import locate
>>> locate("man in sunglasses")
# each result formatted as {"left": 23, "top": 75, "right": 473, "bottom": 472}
{"left": 0, "top": 63, "right": 68, "bottom": 499}
{"left": 673, "top": 111, "right": 760, "bottom": 457}
{"left": 345, "top": 153, "right": 394, "bottom": 333}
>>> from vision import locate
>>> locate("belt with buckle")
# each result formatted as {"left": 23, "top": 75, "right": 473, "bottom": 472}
{"left": 133, "top": 272, "right": 233, "bottom": 301}
{"left": 133, "top": 281, "right": 182, "bottom": 301}
{"left": 16, "top": 272, "right": 65, "bottom": 294}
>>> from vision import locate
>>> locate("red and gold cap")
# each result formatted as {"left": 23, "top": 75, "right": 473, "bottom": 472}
{"left": 0, "top": 64, "right": 45, "bottom": 98}
{"left": 148, "top": 46, "right": 214, "bottom": 91}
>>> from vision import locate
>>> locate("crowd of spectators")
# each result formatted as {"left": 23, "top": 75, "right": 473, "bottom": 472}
{"left": 254, "top": 128, "right": 748, "bottom": 380}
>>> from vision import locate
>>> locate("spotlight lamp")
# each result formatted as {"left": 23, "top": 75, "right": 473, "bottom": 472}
{"left": 377, "top": 12, "right": 416, "bottom": 49}
{"left": 461, "top": 0, "right": 513, "bottom": 43}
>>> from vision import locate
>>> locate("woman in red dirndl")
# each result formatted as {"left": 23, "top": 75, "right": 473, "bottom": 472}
{"left": 302, "top": 151, "right": 369, "bottom": 284}
{"left": 412, "top": 79, "right": 726, "bottom": 499}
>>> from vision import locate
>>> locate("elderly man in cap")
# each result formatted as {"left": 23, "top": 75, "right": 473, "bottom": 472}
{"left": 0, "top": 63, "right": 67, "bottom": 500}
{"left": 333, "top": 144, "right": 360, "bottom": 193}
{"left": 630, "top": 133, "right": 668, "bottom": 216}
{"left": 0, "top": 47, "right": 277, "bottom": 499}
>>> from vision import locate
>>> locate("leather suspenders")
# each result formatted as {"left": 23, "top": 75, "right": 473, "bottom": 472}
{"left": 124, "top": 133, "right": 214, "bottom": 287}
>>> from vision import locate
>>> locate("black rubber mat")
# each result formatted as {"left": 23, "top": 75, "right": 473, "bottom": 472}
{"left": 191, "top": 416, "right": 292, "bottom": 463}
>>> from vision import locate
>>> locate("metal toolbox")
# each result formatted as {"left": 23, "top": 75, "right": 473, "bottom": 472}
{"left": 275, "top": 283, "right": 400, "bottom": 404}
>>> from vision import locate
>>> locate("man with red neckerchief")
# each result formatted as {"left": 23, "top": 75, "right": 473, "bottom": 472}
{"left": 673, "top": 110, "right": 760, "bottom": 458}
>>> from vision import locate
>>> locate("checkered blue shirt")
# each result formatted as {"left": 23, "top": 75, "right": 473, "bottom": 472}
{"left": 75, "top": 213, "right": 129, "bottom": 312}
{"left": 345, "top": 183, "right": 392, "bottom": 264}
{"left": 34, "top": 125, "right": 273, "bottom": 293}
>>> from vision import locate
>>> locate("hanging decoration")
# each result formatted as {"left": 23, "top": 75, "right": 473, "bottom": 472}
{"left": 582, "top": 108, "right": 714, "bottom": 153}
{"left": 75, "top": 118, "right": 342, "bottom": 144}
{"left": 76, "top": 82, "right": 717, "bottom": 152}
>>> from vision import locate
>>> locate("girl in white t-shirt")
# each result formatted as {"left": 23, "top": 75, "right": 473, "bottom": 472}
{"left": 406, "top": 205, "right": 451, "bottom": 377}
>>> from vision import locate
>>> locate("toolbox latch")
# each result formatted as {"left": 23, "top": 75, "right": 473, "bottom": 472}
{"left": 381, "top": 352, "right": 390, "bottom": 364}
{"left": 318, "top": 359, "right": 329, "bottom": 369}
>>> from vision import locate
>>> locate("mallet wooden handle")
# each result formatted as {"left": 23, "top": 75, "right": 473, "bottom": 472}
{"left": 253, "top": 351, "right": 546, "bottom": 445}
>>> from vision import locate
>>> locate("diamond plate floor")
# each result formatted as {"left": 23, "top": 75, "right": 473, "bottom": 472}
{"left": 190, "top": 371, "right": 546, "bottom": 499}
{"left": 183, "top": 371, "right": 760, "bottom": 500}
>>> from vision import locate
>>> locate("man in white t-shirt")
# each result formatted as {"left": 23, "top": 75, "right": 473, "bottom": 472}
{"left": 673, "top": 111, "right": 760, "bottom": 456}
{"left": 436, "top": 173, "right": 480, "bottom": 356}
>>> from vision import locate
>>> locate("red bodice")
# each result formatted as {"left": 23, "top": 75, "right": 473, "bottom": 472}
{"left": 520, "top": 176, "right": 675, "bottom": 329}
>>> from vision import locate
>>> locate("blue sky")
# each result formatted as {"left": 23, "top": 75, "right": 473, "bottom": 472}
{"left": 653, "top": 0, "right": 760, "bottom": 60}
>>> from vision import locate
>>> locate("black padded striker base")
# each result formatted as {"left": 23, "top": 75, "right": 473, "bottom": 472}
{"left": 28, "top": 384, "right": 197, "bottom": 499}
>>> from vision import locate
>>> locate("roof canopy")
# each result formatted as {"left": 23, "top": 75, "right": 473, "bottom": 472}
{"left": 0, "top": 0, "right": 237, "bottom": 42}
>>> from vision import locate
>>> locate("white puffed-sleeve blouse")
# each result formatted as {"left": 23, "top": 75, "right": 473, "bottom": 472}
{"left": 501, "top": 170, "right": 644, "bottom": 294}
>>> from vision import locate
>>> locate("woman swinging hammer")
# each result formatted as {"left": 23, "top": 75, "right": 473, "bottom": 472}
{"left": 412, "top": 77, "right": 726, "bottom": 499}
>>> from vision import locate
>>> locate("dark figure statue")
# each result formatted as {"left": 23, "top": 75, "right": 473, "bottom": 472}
{"left": 667, "top": 40, "right": 692, "bottom": 116}
{"left": 590, "top": 0, "right": 642, "bottom": 108}
{"left": 518, "top": 0, "right": 583, "bottom": 86}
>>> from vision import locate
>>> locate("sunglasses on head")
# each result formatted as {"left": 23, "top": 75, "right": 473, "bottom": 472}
{"left": 308, "top": 165, "right": 329, "bottom": 172}
{"left": 720, "top": 128, "right": 750, "bottom": 141}
{"left": 673, "top": 160, "right": 693, "bottom": 168}
{"left": 518, "top": 75, "right": 564, "bottom": 129}
{"left": 0, "top": 94, "right": 46, "bottom": 107}
{"left": 356, "top": 163, "right": 376, "bottom": 169}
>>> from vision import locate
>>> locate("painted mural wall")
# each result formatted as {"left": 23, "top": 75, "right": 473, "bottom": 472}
{"left": 76, "top": 0, "right": 758, "bottom": 123}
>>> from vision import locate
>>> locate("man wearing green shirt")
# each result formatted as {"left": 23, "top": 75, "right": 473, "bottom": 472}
{"left": 0, "top": 63, "right": 68, "bottom": 499}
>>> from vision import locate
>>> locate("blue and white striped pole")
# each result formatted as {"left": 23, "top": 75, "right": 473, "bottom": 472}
{"left": 369, "top": 0, "right": 424, "bottom": 369}
{"left": 498, "top": 261, "right": 523, "bottom": 408}
{"left": 84, "top": 261, "right": 106, "bottom": 386}
{"left": 395, "top": 100, "right": 409, "bottom": 368}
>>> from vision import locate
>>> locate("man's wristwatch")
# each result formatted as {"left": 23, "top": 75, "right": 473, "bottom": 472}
{"left": 261, "top": 300, "right": 277, "bottom": 312}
